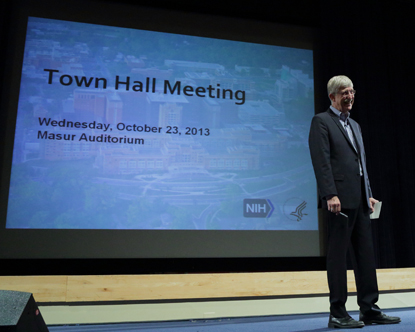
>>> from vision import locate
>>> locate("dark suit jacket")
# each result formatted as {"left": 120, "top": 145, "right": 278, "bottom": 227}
{"left": 308, "top": 108, "right": 372, "bottom": 210}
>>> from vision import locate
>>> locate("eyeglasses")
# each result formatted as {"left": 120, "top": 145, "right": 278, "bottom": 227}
{"left": 338, "top": 89, "right": 356, "bottom": 97}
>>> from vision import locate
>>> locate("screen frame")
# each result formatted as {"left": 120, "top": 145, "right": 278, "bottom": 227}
{"left": 0, "top": 0, "right": 322, "bottom": 260}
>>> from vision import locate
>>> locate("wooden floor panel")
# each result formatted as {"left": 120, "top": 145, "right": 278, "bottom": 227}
{"left": 0, "top": 268, "right": 414, "bottom": 304}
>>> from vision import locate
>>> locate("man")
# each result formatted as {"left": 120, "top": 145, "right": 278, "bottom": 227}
{"left": 308, "top": 75, "right": 401, "bottom": 328}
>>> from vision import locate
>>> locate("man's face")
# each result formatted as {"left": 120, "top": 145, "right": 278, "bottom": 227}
{"left": 330, "top": 86, "right": 355, "bottom": 113}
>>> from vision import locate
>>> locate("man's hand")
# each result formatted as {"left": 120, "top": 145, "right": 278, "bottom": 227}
{"left": 369, "top": 197, "right": 379, "bottom": 213}
{"left": 327, "top": 196, "right": 341, "bottom": 214}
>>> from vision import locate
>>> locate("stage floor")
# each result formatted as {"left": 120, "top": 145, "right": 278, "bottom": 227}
{"left": 48, "top": 307, "right": 415, "bottom": 331}
{"left": 41, "top": 291, "right": 415, "bottom": 326}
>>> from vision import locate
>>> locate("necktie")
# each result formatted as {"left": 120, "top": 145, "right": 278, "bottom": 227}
{"left": 340, "top": 113, "right": 363, "bottom": 175}
{"left": 339, "top": 113, "right": 352, "bottom": 141}
{"left": 340, "top": 112, "right": 348, "bottom": 124}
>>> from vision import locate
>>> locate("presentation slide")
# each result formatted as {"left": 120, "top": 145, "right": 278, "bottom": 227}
{"left": 4, "top": 16, "right": 317, "bottom": 233}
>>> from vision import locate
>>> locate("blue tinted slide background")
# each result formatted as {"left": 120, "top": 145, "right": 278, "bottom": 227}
{"left": 6, "top": 17, "right": 317, "bottom": 230}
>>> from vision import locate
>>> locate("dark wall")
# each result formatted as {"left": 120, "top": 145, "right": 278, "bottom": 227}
{"left": 99, "top": 0, "right": 321, "bottom": 27}
{"left": 318, "top": 0, "right": 415, "bottom": 268}
{"left": 1, "top": 0, "right": 414, "bottom": 274}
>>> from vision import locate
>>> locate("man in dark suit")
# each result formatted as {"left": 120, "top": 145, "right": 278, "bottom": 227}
{"left": 308, "top": 75, "right": 401, "bottom": 328}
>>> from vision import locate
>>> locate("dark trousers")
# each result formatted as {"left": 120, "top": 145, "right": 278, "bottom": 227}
{"left": 326, "top": 193, "right": 379, "bottom": 318}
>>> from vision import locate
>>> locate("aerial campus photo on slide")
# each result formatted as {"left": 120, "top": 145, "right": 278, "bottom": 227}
{"left": 6, "top": 16, "right": 317, "bottom": 231}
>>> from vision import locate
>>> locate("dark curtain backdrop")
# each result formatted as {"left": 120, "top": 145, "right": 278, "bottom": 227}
{"left": 317, "top": 0, "right": 415, "bottom": 268}
{"left": 1, "top": 0, "right": 415, "bottom": 273}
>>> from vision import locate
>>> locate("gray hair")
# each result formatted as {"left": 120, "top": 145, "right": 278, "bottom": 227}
{"left": 327, "top": 75, "right": 353, "bottom": 99}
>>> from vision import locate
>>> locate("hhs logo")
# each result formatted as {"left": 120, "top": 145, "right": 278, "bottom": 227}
{"left": 243, "top": 199, "right": 274, "bottom": 218}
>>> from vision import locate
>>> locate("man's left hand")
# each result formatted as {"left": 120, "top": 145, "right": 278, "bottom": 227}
{"left": 369, "top": 197, "right": 379, "bottom": 213}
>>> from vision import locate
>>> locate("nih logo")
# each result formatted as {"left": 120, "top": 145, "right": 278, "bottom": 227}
{"left": 243, "top": 199, "right": 274, "bottom": 218}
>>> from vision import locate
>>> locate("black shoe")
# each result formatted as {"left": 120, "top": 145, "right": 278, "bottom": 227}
{"left": 359, "top": 312, "right": 401, "bottom": 325}
{"left": 328, "top": 315, "right": 365, "bottom": 328}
